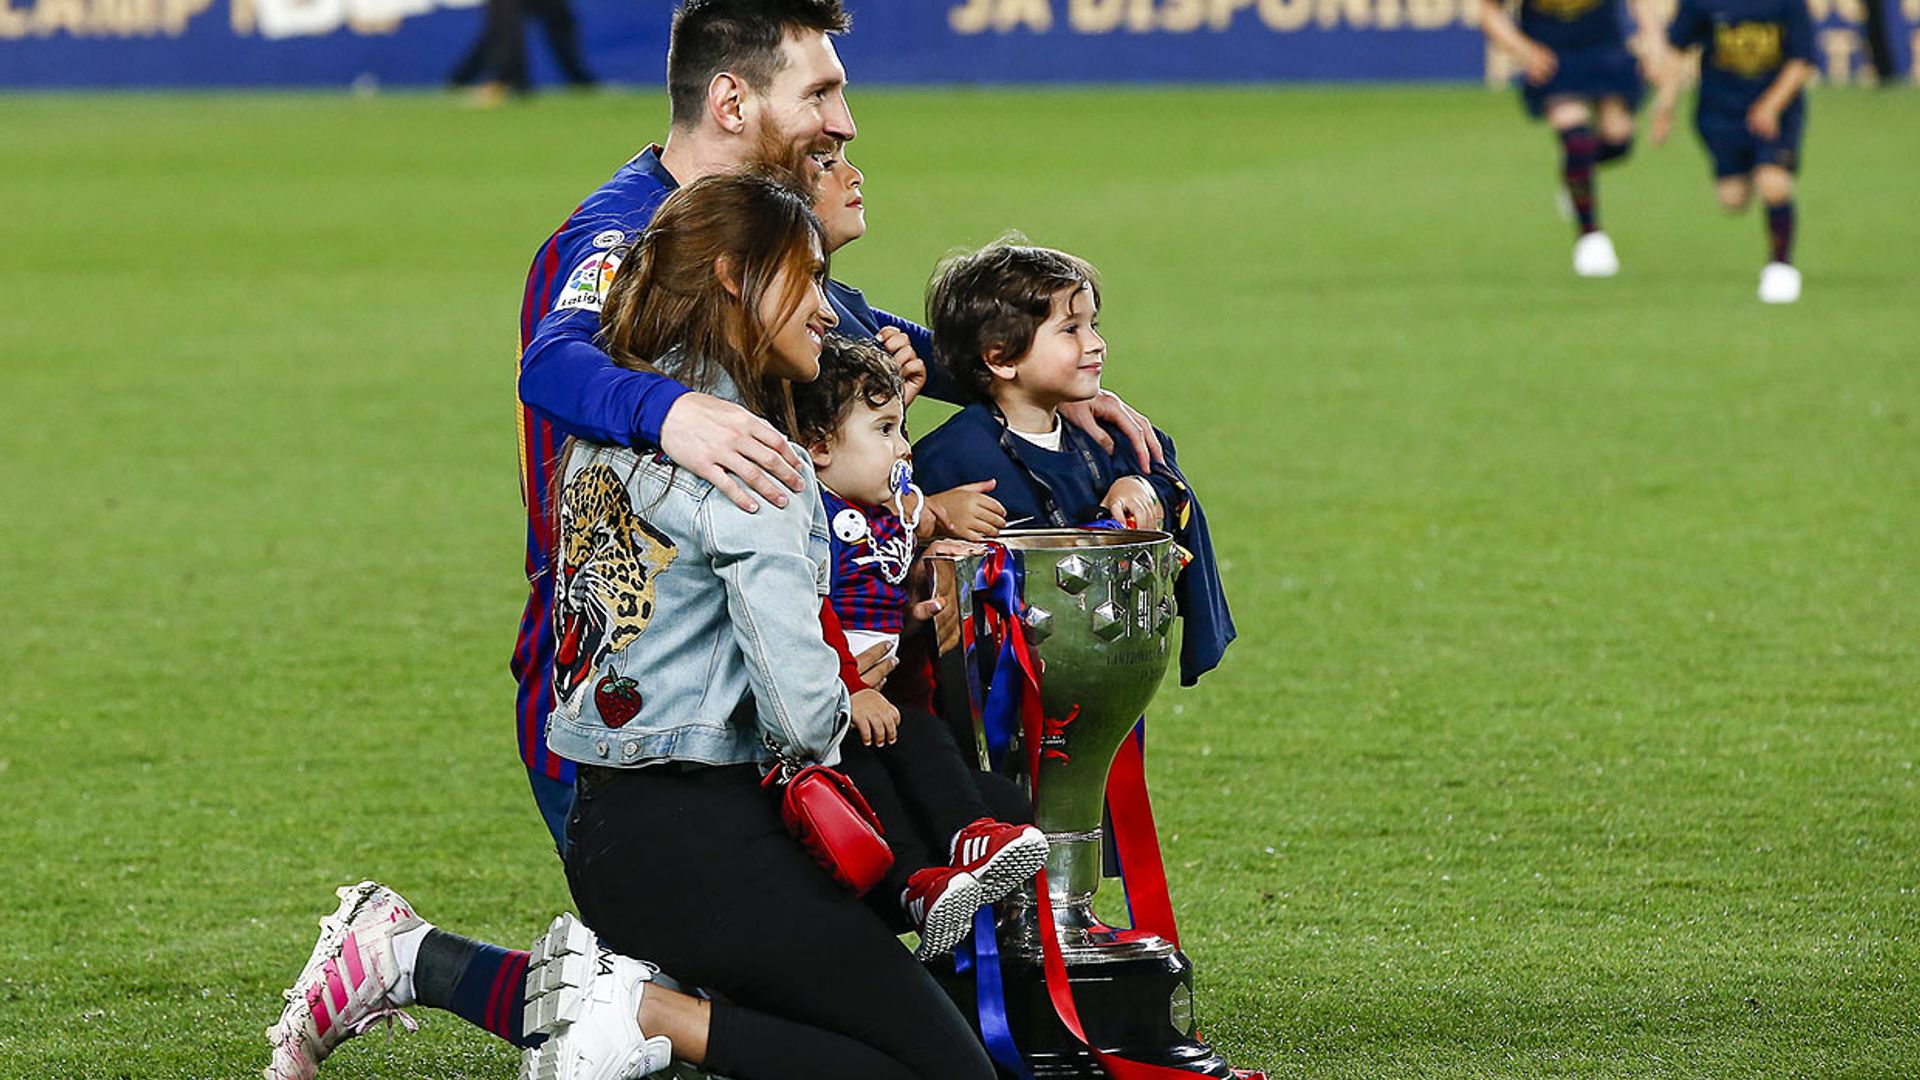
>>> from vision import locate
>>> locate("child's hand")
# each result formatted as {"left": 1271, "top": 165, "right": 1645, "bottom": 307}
{"left": 850, "top": 688, "right": 900, "bottom": 747}
{"left": 923, "top": 480, "right": 1007, "bottom": 541}
{"left": 1523, "top": 41, "right": 1558, "bottom": 85}
{"left": 1102, "top": 476, "right": 1163, "bottom": 530}
{"left": 1745, "top": 102, "right": 1780, "bottom": 139}
{"left": 875, "top": 326, "right": 928, "bottom": 408}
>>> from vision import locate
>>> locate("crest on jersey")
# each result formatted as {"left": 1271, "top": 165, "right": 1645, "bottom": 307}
{"left": 553, "top": 249, "right": 624, "bottom": 315}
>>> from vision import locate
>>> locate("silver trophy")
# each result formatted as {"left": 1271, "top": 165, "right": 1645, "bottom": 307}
{"left": 928, "top": 529, "right": 1235, "bottom": 1078}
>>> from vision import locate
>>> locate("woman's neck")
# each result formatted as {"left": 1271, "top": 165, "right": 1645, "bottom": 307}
{"left": 993, "top": 393, "right": 1060, "bottom": 436}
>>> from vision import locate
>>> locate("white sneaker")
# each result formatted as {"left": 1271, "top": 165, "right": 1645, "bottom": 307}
{"left": 521, "top": 913, "right": 674, "bottom": 1080}
{"left": 265, "top": 882, "right": 423, "bottom": 1080}
{"left": 1758, "top": 261, "right": 1802, "bottom": 304}
{"left": 1572, "top": 231, "right": 1620, "bottom": 278}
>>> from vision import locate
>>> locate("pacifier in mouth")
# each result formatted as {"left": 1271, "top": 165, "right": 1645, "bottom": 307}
{"left": 888, "top": 458, "right": 924, "bottom": 534}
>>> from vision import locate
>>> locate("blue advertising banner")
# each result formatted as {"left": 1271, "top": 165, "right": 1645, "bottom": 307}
{"left": 0, "top": 0, "right": 1910, "bottom": 88}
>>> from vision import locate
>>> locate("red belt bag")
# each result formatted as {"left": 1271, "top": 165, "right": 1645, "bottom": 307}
{"left": 763, "top": 762, "right": 894, "bottom": 897}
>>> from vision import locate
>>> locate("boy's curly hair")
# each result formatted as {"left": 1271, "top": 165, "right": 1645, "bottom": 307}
{"left": 791, "top": 334, "right": 904, "bottom": 447}
{"left": 926, "top": 236, "right": 1101, "bottom": 404}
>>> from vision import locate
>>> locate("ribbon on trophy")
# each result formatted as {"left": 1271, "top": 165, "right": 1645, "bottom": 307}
{"left": 973, "top": 545, "right": 1033, "bottom": 771}
{"left": 965, "top": 542, "right": 1265, "bottom": 1080}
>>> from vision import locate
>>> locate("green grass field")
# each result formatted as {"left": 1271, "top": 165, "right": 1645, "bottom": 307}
{"left": 2, "top": 85, "right": 1917, "bottom": 1079}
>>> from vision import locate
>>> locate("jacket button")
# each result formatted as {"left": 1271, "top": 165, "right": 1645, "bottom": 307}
{"left": 622, "top": 743, "right": 640, "bottom": 759}
{"left": 595, "top": 741, "right": 609, "bottom": 758}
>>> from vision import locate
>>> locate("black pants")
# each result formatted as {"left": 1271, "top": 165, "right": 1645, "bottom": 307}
{"left": 447, "top": 0, "right": 595, "bottom": 91}
{"left": 836, "top": 705, "right": 1032, "bottom": 907}
{"left": 565, "top": 764, "right": 997, "bottom": 1080}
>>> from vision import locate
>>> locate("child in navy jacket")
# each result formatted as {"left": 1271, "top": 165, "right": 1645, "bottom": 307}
{"left": 913, "top": 240, "right": 1234, "bottom": 686}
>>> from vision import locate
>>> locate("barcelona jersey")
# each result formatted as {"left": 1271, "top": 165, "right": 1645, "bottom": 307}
{"left": 1518, "top": 0, "right": 1629, "bottom": 53}
{"left": 1668, "top": 0, "right": 1815, "bottom": 115}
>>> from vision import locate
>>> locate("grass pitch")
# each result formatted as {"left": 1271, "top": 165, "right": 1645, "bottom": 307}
{"left": 1, "top": 85, "right": 1916, "bottom": 1079}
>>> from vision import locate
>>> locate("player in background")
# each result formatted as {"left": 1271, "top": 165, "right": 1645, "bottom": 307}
{"left": 1480, "top": 0, "right": 1664, "bottom": 277}
{"left": 1650, "top": 0, "right": 1815, "bottom": 303}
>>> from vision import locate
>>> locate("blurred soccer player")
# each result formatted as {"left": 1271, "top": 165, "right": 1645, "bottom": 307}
{"left": 1481, "top": 0, "right": 1664, "bottom": 276}
{"left": 1650, "top": 0, "right": 1815, "bottom": 302}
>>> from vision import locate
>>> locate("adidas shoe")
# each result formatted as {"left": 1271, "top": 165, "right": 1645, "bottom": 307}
{"left": 265, "top": 881, "right": 423, "bottom": 1080}
{"left": 1758, "top": 261, "right": 1801, "bottom": 304}
{"left": 520, "top": 913, "right": 674, "bottom": 1080}
{"left": 949, "top": 819, "right": 1047, "bottom": 905}
{"left": 902, "top": 867, "right": 984, "bottom": 961}
{"left": 1572, "top": 231, "right": 1620, "bottom": 278}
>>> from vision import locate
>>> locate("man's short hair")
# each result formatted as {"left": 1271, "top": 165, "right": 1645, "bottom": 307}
{"left": 667, "top": 0, "right": 852, "bottom": 128}
{"left": 926, "top": 238, "right": 1102, "bottom": 403}
{"left": 791, "top": 334, "right": 903, "bottom": 447}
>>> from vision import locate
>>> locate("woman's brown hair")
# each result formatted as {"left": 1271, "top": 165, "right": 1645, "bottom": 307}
{"left": 597, "top": 167, "right": 830, "bottom": 433}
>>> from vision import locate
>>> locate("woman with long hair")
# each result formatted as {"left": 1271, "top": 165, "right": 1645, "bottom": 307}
{"left": 265, "top": 170, "right": 997, "bottom": 1080}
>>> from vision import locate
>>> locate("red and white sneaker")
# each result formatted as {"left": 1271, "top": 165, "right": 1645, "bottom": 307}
{"left": 949, "top": 818, "right": 1048, "bottom": 905}
{"left": 265, "top": 881, "right": 423, "bottom": 1080}
{"left": 902, "top": 866, "right": 984, "bottom": 961}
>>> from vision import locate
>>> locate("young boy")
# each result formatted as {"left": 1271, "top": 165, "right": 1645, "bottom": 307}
{"left": 912, "top": 240, "right": 1234, "bottom": 687}
{"left": 1480, "top": 0, "right": 1663, "bottom": 277}
{"left": 1651, "top": 0, "right": 1816, "bottom": 303}
{"left": 791, "top": 334, "right": 1048, "bottom": 958}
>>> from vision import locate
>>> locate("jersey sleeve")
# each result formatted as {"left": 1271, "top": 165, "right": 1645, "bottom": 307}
{"left": 1666, "top": 0, "right": 1708, "bottom": 49}
{"left": 518, "top": 228, "right": 690, "bottom": 450}
{"left": 1782, "top": 0, "right": 1815, "bottom": 62}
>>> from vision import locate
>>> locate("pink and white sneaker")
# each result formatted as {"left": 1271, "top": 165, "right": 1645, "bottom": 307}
{"left": 949, "top": 818, "right": 1048, "bottom": 905}
{"left": 265, "top": 881, "right": 424, "bottom": 1080}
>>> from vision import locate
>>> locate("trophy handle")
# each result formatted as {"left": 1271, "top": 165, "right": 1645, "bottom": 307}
{"left": 927, "top": 553, "right": 991, "bottom": 771}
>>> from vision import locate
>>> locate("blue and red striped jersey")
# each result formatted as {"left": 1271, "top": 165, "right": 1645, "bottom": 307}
{"left": 513, "top": 146, "right": 686, "bottom": 783}
{"left": 822, "top": 488, "right": 912, "bottom": 637}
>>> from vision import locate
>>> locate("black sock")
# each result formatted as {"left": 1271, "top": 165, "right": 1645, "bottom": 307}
{"left": 1560, "top": 125, "right": 1599, "bottom": 234}
{"left": 415, "top": 928, "right": 541, "bottom": 1048}
{"left": 1766, "top": 201, "right": 1795, "bottom": 264}
{"left": 1596, "top": 136, "right": 1634, "bottom": 164}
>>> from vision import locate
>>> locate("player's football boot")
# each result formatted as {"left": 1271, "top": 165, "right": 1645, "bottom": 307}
{"left": 1758, "top": 261, "right": 1801, "bottom": 304}
{"left": 948, "top": 818, "right": 1048, "bottom": 905}
{"left": 520, "top": 913, "right": 674, "bottom": 1080}
{"left": 902, "top": 866, "right": 985, "bottom": 960}
{"left": 1572, "top": 231, "right": 1620, "bottom": 278}
{"left": 265, "top": 881, "right": 423, "bottom": 1080}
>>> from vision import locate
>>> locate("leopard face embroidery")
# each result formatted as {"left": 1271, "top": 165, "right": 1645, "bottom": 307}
{"left": 553, "top": 461, "right": 677, "bottom": 708}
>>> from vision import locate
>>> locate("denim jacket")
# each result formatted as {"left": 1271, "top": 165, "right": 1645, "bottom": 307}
{"left": 544, "top": 379, "right": 850, "bottom": 771}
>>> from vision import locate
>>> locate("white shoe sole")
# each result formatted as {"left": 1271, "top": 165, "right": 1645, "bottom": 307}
{"left": 520, "top": 913, "right": 600, "bottom": 1080}
{"left": 967, "top": 829, "right": 1049, "bottom": 906}
{"left": 913, "top": 874, "right": 986, "bottom": 961}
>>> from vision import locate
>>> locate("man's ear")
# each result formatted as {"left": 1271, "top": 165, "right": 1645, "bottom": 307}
{"left": 714, "top": 254, "right": 742, "bottom": 298}
{"left": 983, "top": 346, "right": 1019, "bottom": 384}
{"left": 707, "top": 72, "right": 747, "bottom": 135}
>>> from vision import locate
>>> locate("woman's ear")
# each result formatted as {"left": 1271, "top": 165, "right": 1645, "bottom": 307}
{"left": 714, "top": 254, "right": 743, "bottom": 298}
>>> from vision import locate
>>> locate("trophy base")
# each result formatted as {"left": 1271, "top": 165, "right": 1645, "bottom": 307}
{"left": 930, "top": 947, "right": 1236, "bottom": 1079}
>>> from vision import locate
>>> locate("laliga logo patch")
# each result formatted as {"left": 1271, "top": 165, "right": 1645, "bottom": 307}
{"left": 591, "top": 229, "right": 626, "bottom": 249}
{"left": 833, "top": 508, "right": 873, "bottom": 546}
{"left": 552, "top": 250, "right": 624, "bottom": 315}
